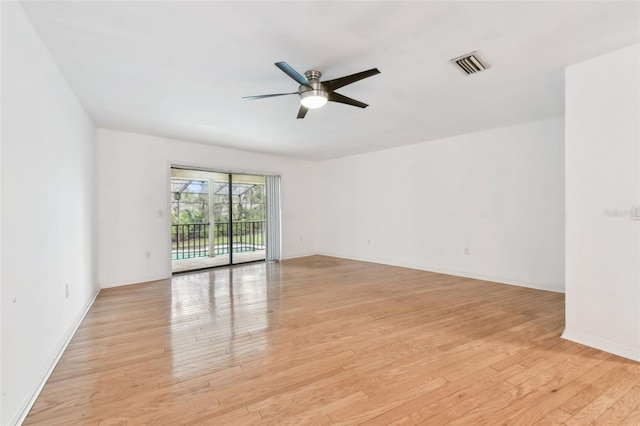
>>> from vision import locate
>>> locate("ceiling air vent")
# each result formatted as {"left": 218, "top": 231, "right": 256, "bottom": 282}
{"left": 451, "top": 51, "right": 490, "bottom": 75}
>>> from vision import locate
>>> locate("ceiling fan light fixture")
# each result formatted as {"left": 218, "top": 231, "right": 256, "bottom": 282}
{"left": 300, "top": 90, "right": 328, "bottom": 109}
{"left": 243, "top": 62, "right": 380, "bottom": 118}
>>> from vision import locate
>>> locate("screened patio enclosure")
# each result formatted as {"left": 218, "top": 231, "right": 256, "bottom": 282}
{"left": 170, "top": 168, "right": 268, "bottom": 273}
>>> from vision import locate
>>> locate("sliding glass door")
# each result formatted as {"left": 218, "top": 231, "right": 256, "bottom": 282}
{"left": 171, "top": 168, "right": 270, "bottom": 273}
{"left": 229, "top": 174, "right": 266, "bottom": 265}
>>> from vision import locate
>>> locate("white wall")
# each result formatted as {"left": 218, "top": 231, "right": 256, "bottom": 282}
{"left": 1, "top": 2, "right": 99, "bottom": 424}
{"left": 316, "top": 118, "right": 565, "bottom": 292}
{"left": 564, "top": 43, "right": 640, "bottom": 360}
{"left": 96, "top": 129, "right": 318, "bottom": 287}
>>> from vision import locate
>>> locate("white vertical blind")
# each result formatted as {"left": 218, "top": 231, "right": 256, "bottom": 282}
{"left": 265, "top": 175, "right": 281, "bottom": 261}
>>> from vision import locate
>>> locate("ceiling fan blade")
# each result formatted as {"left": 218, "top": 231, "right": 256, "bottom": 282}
{"left": 275, "top": 62, "right": 311, "bottom": 88}
{"left": 322, "top": 68, "right": 381, "bottom": 92}
{"left": 296, "top": 105, "right": 309, "bottom": 119}
{"left": 328, "top": 92, "right": 369, "bottom": 109}
{"left": 242, "top": 92, "right": 298, "bottom": 101}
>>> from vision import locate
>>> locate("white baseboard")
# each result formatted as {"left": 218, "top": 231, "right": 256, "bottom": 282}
{"left": 100, "top": 272, "right": 170, "bottom": 288}
{"left": 562, "top": 329, "right": 640, "bottom": 362}
{"left": 12, "top": 288, "right": 100, "bottom": 426}
{"left": 282, "top": 252, "right": 319, "bottom": 261}
{"left": 314, "top": 252, "right": 565, "bottom": 294}
{"left": 409, "top": 263, "right": 565, "bottom": 294}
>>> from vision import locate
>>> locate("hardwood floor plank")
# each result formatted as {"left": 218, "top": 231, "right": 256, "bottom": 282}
{"left": 564, "top": 366, "right": 640, "bottom": 425}
{"left": 621, "top": 398, "right": 640, "bottom": 425}
{"left": 450, "top": 351, "right": 605, "bottom": 425}
{"left": 593, "top": 384, "right": 640, "bottom": 425}
{"left": 421, "top": 380, "right": 516, "bottom": 424}
{"left": 23, "top": 256, "right": 640, "bottom": 425}
{"left": 560, "top": 363, "right": 633, "bottom": 414}
{"left": 364, "top": 364, "right": 525, "bottom": 425}
{"left": 329, "top": 376, "right": 448, "bottom": 424}
{"left": 534, "top": 408, "right": 572, "bottom": 425}
{"left": 506, "top": 354, "right": 620, "bottom": 425}
{"left": 258, "top": 391, "right": 369, "bottom": 425}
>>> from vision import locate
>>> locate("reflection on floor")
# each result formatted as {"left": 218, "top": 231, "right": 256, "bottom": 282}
{"left": 171, "top": 250, "right": 266, "bottom": 273}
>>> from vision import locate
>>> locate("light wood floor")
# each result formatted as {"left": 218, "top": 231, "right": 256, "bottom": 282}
{"left": 25, "top": 256, "right": 640, "bottom": 425}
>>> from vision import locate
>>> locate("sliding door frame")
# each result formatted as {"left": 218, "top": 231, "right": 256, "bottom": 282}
{"left": 169, "top": 164, "right": 281, "bottom": 273}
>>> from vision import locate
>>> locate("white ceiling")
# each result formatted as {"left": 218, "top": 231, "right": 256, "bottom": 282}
{"left": 21, "top": 1, "right": 640, "bottom": 160}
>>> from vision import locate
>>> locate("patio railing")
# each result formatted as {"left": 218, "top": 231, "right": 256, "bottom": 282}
{"left": 171, "top": 221, "right": 265, "bottom": 260}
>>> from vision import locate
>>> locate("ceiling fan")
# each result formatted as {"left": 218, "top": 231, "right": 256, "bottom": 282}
{"left": 242, "top": 62, "right": 381, "bottom": 119}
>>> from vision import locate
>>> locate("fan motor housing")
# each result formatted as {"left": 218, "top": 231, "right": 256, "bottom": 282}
{"left": 300, "top": 71, "right": 325, "bottom": 93}
{"left": 304, "top": 70, "right": 322, "bottom": 82}
{"left": 299, "top": 71, "right": 328, "bottom": 108}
